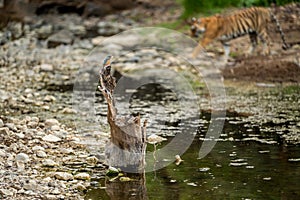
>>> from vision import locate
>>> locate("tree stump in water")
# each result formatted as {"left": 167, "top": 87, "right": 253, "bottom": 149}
{"left": 98, "top": 56, "right": 147, "bottom": 173}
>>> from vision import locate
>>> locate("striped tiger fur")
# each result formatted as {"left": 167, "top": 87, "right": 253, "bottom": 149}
{"left": 190, "top": 7, "right": 289, "bottom": 58}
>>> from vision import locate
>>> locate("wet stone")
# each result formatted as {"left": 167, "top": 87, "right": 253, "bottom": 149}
{"left": 0, "top": 119, "right": 3, "bottom": 127}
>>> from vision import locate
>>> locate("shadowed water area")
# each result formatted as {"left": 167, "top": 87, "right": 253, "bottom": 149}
{"left": 84, "top": 78, "right": 300, "bottom": 199}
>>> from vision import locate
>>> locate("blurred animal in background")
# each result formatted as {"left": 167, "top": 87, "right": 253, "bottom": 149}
{"left": 190, "top": 7, "right": 289, "bottom": 58}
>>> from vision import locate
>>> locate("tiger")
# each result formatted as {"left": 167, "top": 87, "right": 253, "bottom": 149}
{"left": 190, "top": 7, "right": 289, "bottom": 58}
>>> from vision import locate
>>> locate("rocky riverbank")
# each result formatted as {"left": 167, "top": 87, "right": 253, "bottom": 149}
{"left": 1, "top": 2, "right": 300, "bottom": 199}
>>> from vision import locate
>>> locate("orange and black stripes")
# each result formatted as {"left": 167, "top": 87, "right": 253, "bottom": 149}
{"left": 190, "top": 7, "right": 289, "bottom": 57}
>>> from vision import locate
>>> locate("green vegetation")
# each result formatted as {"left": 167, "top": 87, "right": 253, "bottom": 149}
{"left": 180, "top": 0, "right": 300, "bottom": 18}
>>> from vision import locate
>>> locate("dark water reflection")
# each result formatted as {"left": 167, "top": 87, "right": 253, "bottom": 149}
{"left": 85, "top": 80, "right": 300, "bottom": 199}
{"left": 85, "top": 138, "right": 300, "bottom": 200}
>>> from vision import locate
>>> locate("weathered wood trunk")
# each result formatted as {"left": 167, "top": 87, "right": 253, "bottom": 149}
{"left": 99, "top": 56, "right": 147, "bottom": 173}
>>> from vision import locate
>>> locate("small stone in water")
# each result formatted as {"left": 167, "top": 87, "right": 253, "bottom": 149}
{"left": 198, "top": 167, "right": 210, "bottom": 172}
{"left": 119, "top": 177, "right": 132, "bottom": 182}
{"left": 106, "top": 166, "right": 119, "bottom": 176}
{"left": 187, "top": 182, "right": 197, "bottom": 187}
{"left": 263, "top": 177, "right": 272, "bottom": 181}
{"left": 0, "top": 119, "right": 4, "bottom": 127}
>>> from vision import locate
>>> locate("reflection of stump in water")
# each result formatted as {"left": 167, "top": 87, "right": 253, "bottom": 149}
{"left": 105, "top": 173, "right": 147, "bottom": 200}
{"left": 98, "top": 56, "right": 148, "bottom": 199}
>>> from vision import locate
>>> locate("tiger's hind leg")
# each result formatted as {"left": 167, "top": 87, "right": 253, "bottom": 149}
{"left": 247, "top": 32, "right": 258, "bottom": 56}
{"left": 258, "top": 30, "right": 271, "bottom": 55}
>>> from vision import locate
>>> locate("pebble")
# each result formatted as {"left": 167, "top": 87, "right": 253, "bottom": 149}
{"left": 42, "top": 159, "right": 59, "bottom": 167}
{"left": 5, "top": 123, "right": 17, "bottom": 131}
{"left": 51, "top": 125, "right": 60, "bottom": 131}
{"left": 44, "top": 95, "right": 56, "bottom": 102}
{"left": 74, "top": 172, "right": 90, "bottom": 180}
{"left": 61, "top": 107, "right": 77, "bottom": 114}
{"left": 23, "top": 180, "right": 37, "bottom": 191}
{"left": 0, "top": 119, "right": 4, "bottom": 127}
{"left": 54, "top": 172, "right": 74, "bottom": 181}
{"left": 0, "top": 127, "right": 10, "bottom": 135}
{"left": 0, "top": 188, "right": 14, "bottom": 196}
{"left": 32, "top": 145, "right": 45, "bottom": 152}
{"left": 42, "top": 134, "right": 61, "bottom": 142}
{"left": 44, "top": 119, "right": 59, "bottom": 127}
{"left": 27, "top": 121, "right": 39, "bottom": 128}
{"left": 36, "top": 150, "right": 47, "bottom": 158}
{"left": 51, "top": 188, "right": 61, "bottom": 195}
{"left": 86, "top": 156, "right": 98, "bottom": 165}
{"left": 15, "top": 153, "right": 30, "bottom": 163}
{"left": 74, "top": 183, "right": 86, "bottom": 191}
{"left": 40, "top": 64, "right": 54, "bottom": 72}
{"left": 0, "top": 149, "right": 6, "bottom": 157}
